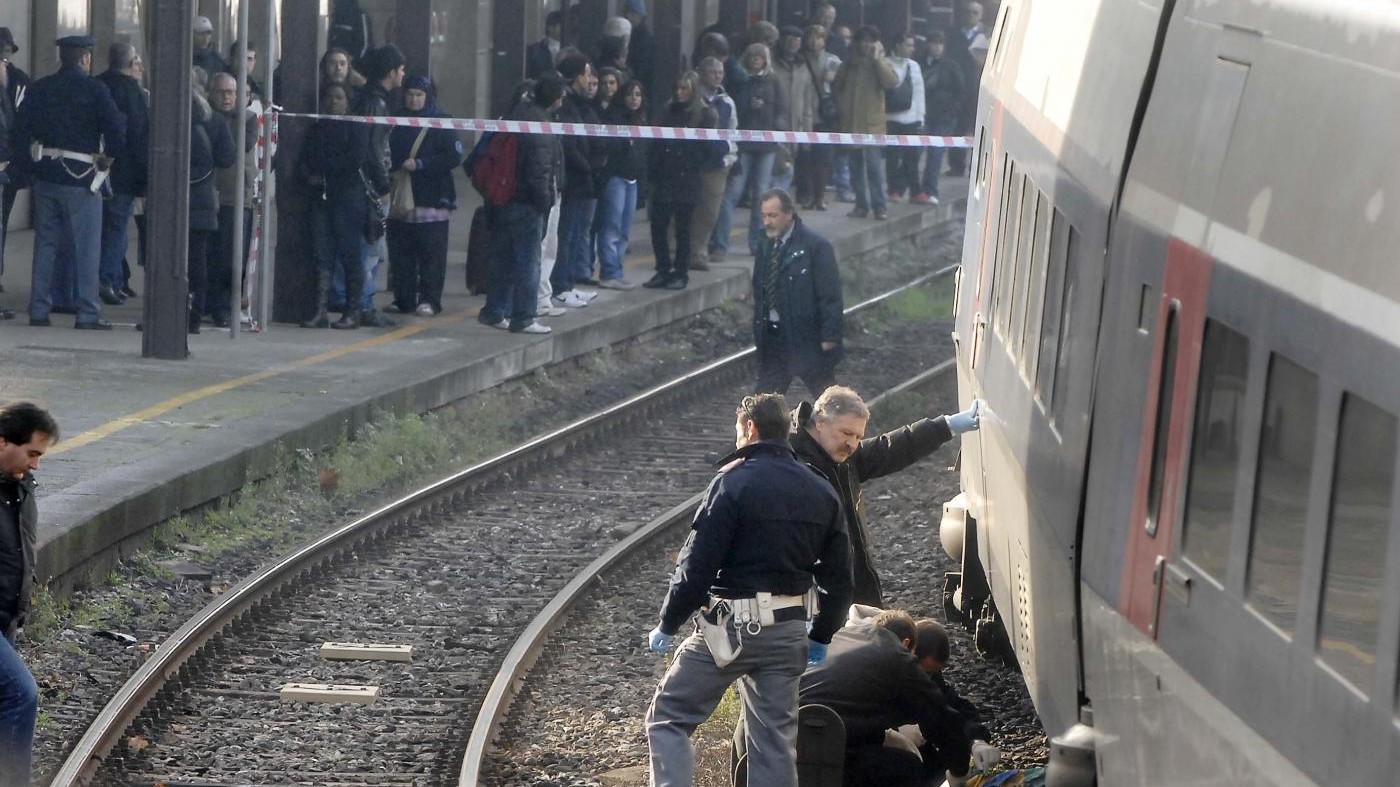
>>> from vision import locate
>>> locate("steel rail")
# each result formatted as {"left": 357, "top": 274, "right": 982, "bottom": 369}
{"left": 49, "top": 264, "right": 956, "bottom": 787}
{"left": 457, "top": 351, "right": 962, "bottom": 785}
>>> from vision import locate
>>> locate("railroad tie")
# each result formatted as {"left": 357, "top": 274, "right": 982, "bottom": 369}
{"left": 319, "top": 642, "right": 415, "bottom": 662}
{"left": 279, "top": 683, "right": 381, "bottom": 704}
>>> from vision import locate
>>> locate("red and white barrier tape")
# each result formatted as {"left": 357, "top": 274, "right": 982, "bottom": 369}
{"left": 276, "top": 111, "right": 974, "bottom": 148}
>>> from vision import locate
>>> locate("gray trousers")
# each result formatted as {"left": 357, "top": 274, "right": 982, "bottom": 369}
{"left": 30, "top": 180, "right": 102, "bottom": 323}
{"left": 646, "top": 619, "right": 808, "bottom": 787}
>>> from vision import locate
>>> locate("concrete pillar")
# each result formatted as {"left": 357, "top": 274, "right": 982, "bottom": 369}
{"left": 486, "top": 0, "right": 526, "bottom": 117}
{"left": 394, "top": 0, "right": 431, "bottom": 76}
{"left": 651, "top": 1, "right": 686, "bottom": 94}
{"left": 431, "top": 0, "right": 492, "bottom": 119}
{"left": 270, "top": 1, "right": 321, "bottom": 324}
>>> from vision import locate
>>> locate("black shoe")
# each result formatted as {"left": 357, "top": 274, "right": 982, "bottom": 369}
{"left": 848, "top": 207, "right": 870, "bottom": 218}
{"left": 188, "top": 314, "right": 201, "bottom": 334}
{"left": 212, "top": 314, "right": 230, "bottom": 328}
{"left": 331, "top": 312, "right": 359, "bottom": 330}
{"left": 75, "top": 319, "right": 113, "bottom": 330}
{"left": 28, "top": 317, "right": 50, "bottom": 327}
{"left": 663, "top": 276, "right": 689, "bottom": 290}
{"left": 360, "top": 309, "right": 396, "bottom": 328}
{"left": 382, "top": 303, "right": 409, "bottom": 314}
{"left": 576, "top": 276, "right": 600, "bottom": 287}
{"left": 642, "top": 273, "right": 672, "bottom": 289}
{"left": 874, "top": 210, "right": 888, "bottom": 221}
{"left": 301, "top": 313, "right": 330, "bottom": 328}
{"left": 99, "top": 285, "right": 124, "bottom": 305}
{"left": 120, "top": 284, "right": 138, "bottom": 298}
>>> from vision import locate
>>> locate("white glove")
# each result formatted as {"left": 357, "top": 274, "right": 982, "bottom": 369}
{"left": 944, "top": 772, "right": 969, "bottom": 787}
{"left": 971, "top": 739, "right": 1001, "bottom": 770}
{"left": 647, "top": 626, "right": 675, "bottom": 653}
{"left": 946, "top": 400, "right": 984, "bottom": 435}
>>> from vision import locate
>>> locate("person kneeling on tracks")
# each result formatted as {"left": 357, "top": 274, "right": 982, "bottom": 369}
{"left": 792, "top": 385, "right": 983, "bottom": 606}
{"left": 644, "top": 392, "right": 852, "bottom": 787}
{"left": 796, "top": 609, "right": 997, "bottom": 787}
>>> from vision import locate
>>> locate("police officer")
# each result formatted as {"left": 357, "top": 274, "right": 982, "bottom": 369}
{"left": 645, "top": 393, "right": 852, "bottom": 787}
{"left": 11, "top": 34, "right": 125, "bottom": 329}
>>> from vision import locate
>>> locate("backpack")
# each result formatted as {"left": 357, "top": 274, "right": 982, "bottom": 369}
{"left": 464, "top": 131, "right": 519, "bottom": 207}
{"left": 885, "top": 62, "right": 914, "bottom": 113}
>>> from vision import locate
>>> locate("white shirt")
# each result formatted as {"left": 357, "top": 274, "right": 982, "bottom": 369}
{"left": 884, "top": 55, "right": 925, "bottom": 126}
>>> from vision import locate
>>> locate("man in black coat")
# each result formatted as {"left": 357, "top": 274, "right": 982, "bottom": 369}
{"left": 752, "top": 189, "right": 843, "bottom": 396}
{"left": 795, "top": 610, "right": 992, "bottom": 787}
{"left": 525, "top": 11, "right": 563, "bottom": 79}
{"left": 623, "top": 0, "right": 656, "bottom": 103}
{"left": 348, "top": 45, "right": 404, "bottom": 327}
{"left": 548, "top": 52, "right": 604, "bottom": 307}
{"left": 96, "top": 43, "right": 149, "bottom": 306}
{"left": 790, "top": 385, "right": 982, "bottom": 606}
{"left": 0, "top": 26, "right": 29, "bottom": 307}
{"left": 0, "top": 402, "right": 59, "bottom": 786}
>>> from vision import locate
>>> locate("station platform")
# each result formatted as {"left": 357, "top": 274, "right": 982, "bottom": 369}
{"left": 0, "top": 179, "right": 965, "bottom": 588}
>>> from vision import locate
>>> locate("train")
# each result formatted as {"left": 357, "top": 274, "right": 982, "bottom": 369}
{"left": 940, "top": 0, "right": 1400, "bottom": 784}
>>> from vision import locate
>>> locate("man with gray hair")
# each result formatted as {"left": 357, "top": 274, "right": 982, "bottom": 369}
{"left": 96, "top": 42, "right": 149, "bottom": 307}
{"left": 790, "top": 384, "right": 983, "bottom": 605}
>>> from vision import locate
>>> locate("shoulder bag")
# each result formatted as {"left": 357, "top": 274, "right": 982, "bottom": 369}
{"left": 806, "top": 58, "right": 838, "bottom": 127}
{"left": 885, "top": 62, "right": 914, "bottom": 113}
{"left": 388, "top": 128, "right": 429, "bottom": 220}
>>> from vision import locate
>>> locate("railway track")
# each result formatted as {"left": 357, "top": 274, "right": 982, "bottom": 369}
{"left": 50, "top": 269, "right": 956, "bottom": 787}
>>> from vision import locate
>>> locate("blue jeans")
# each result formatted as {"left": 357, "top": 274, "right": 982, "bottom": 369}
{"left": 482, "top": 202, "right": 543, "bottom": 329}
{"left": 850, "top": 146, "right": 888, "bottom": 213}
{"left": 552, "top": 197, "right": 596, "bottom": 295}
{"left": 721, "top": 150, "right": 775, "bottom": 255}
{"left": 360, "top": 236, "right": 384, "bottom": 311}
{"left": 595, "top": 177, "right": 637, "bottom": 281}
{"left": 0, "top": 635, "right": 37, "bottom": 785}
{"left": 921, "top": 118, "right": 957, "bottom": 198}
{"left": 99, "top": 192, "right": 135, "bottom": 291}
{"left": 317, "top": 198, "right": 368, "bottom": 313}
{"left": 30, "top": 180, "right": 102, "bottom": 323}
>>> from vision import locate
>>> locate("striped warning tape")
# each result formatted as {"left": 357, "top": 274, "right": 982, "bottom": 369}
{"left": 275, "top": 111, "right": 974, "bottom": 148}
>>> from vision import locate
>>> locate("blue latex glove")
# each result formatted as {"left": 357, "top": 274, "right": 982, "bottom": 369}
{"left": 648, "top": 626, "right": 675, "bottom": 654}
{"left": 807, "top": 640, "right": 828, "bottom": 666}
{"left": 947, "top": 399, "right": 984, "bottom": 435}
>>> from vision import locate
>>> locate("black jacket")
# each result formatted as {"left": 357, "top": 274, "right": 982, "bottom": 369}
{"left": 732, "top": 69, "right": 787, "bottom": 153}
{"left": 96, "top": 69, "right": 149, "bottom": 196}
{"left": 190, "top": 103, "right": 235, "bottom": 231}
{"left": 921, "top": 56, "right": 965, "bottom": 127}
{"left": 557, "top": 88, "right": 605, "bottom": 199}
{"left": 790, "top": 401, "right": 956, "bottom": 606}
{"left": 752, "top": 218, "right": 844, "bottom": 374}
{"left": 627, "top": 21, "right": 657, "bottom": 98}
{"left": 799, "top": 620, "right": 972, "bottom": 776}
{"left": 0, "top": 474, "right": 38, "bottom": 640}
{"left": 389, "top": 109, "right": 464, "bottom": 212}
{"left": 647, "top": 102, "right": 716, "bottom": 205}
{"left": 10, "top": 64, "right": 126, "bottom": 190}
{"left": 508, "top": 100, "right": 564, "bottom": 214}
{"left": 0, "top": 62, "right": 30, "bottom": 181}
{"left": 525, "top": 38, "right": 557, "bottom": 80}
{"left": 352, "top": 81, "right": 392, "bottom": 195}
{"left": 657, "top": 439, "right": 851, "bottom": 644}
{"left": 600, "top": 104, "right": 647, "bottom": 183}
{"left": 298, "top": 114, "right": 385, "bottom": 204}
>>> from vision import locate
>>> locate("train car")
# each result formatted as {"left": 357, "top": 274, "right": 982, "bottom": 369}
{"left": 944, "top": 1, "right": 1400, "bottom": 784}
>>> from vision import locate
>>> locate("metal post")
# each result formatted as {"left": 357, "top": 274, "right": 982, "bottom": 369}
{"left": 142, "top": 0, "right": 193, "bottom": 359}
{"left": 257, "top": 0, "right": 276, "bottom": 332}
{"left": 230, "top": 0, "right": 250, "bottom": 339}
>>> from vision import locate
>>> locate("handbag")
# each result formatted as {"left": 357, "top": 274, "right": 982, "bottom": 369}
{"left": 388, "top": 128, "right": 428, "bottom": 220}
{"left": 806, "top": 58, "right": 839, "bottom": 127}
{"left": 885, "top": 62, "right": 914, "bottom": 113}
{"left": 360, "top": 170, "right": 387, "bottom": 243}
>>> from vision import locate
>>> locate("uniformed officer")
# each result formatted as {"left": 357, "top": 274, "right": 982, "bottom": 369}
{"left": 645, "top": 393, "right": 852, "bottom": 787}
{"left": 11, "top": 34, "right": 125, "bottom": 329}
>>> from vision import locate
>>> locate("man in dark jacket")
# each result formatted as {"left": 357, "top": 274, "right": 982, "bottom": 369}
{"left": 348, "top": 45, "right": 404, "bottom": 327}
{"left": 525, "top": 11, "right": 563, "bottom": 79}
{"left": 192, "top": 16, "right": 225, "bottom": 81}
{"left": 0, "top": 402, "right": 58, "bottom": 786}
{"left": 917, "top": 29, "right": 965, "bottom": 204}
{"left": 0, "top": 27, "right": 29, "bottom": 307}
{"left": 795, "top": 610, "right": 984, "bottom": 787}
{"left": 478, "top": 75, "right": 565, "bottom": 335}
{"left": 206, "top": 71, "right": 257, "bottom": 327}
{"left": 913, "top": 618, "right": 996, "bottom": 771}
{"left": 549, "top": 52, "right": 603, "bottom": 308}
{"left": 790, "top": 385, "right": 982, "bottom": 606}
{"left": 752, "top": 189, "right": 843, "bottom": 396}
{"left": 11, "top": 35, "right": 126, "bottom": 330}
{"left": 96, "top": 43, "right": 149, "bottom": 307}
{"left": 646, "top": 393, "right": 851, "bottom": 787}
{"left": 622, "top": 0, "right": 656, "bottom": 103}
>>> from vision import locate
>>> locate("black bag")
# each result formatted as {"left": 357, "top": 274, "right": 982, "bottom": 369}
{"left": 806, "top": 59, "right": 839, "bottom": 127}
{"left": 885, "top": 63, "right": 914, "bottom": 113}
{"left": 360, "top": 170, "right": 387, "bottom": 243}
{"left": 465, "top": 205, "right": 493, "bottom": 295}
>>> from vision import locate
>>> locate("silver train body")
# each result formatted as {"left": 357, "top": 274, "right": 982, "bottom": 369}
{"left": 944, "top": 1, "right": 1400, "bottom": 783}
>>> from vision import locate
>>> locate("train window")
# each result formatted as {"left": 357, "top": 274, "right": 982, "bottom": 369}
{"left": 1318, "top": 394, "right": 1396, "bottom": 695}
{"left": 1035, "top": 211, "right": 1070, "bottom": 409}
{"left": 1145, "top": 304, "right": 1181, "bottom": 538}
{"left": 1181, "top": 320, "right": 1251, "bottom": 581}
{"left": 976, "top": 128, "right": 991, "bottom": 191}
{"left": 1008, "top": 179, "right": 1040, "bottom": 361}
{"left": 993, "top": 165, "right": 1024, "bottom": 338}
{"left": 991, "top": 3, "right": 1014, "bottom": 76}
{"left": 1049, "top": 225, "right": 1082, "bottom": 423}
{"left": 1015, "top": 189, "right": 1050, "bottom": 375}
{"left": 1246, "top": 355, "right": 1319, "bottom": 636}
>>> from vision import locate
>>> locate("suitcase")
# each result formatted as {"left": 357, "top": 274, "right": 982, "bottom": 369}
{"left": 466, "top": 205, "right": 493, "bottom": 295}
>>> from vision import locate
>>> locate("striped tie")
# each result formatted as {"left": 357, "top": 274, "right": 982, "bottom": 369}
{"left": 763, "top": 238, "right": 784, "bottom": 318}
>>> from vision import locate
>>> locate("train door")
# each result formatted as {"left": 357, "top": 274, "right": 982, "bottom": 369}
{"left": 1119, "top": 54, "right": 1250, "bottom": 637}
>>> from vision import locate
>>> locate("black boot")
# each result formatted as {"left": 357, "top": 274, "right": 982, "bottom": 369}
{"left": 331, "top": 310, "right": 359, "bottom": 329}
{"left": 359, "top": 308, "right": 396, "bottom": 328}
{"left": 188, "top": 310, "right": 201, "bottom": 334}
{"left": 301, "top": 270, "right": 332, "bottom": 328}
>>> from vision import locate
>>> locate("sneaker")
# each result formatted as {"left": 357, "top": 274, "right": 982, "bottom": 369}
{"left": 553, "top": 290, "right": 590, "bottom": 308}
{"left": 512, "top": 321, "right": 552, "bottom": 334}
{"left": 911, "top": 192, "right": 931, "bottom": 205}
{"left": 415, "top": 303, "right": 436, "bottom": 316}
{"left": 874, "top": 210, "right": 889, "bottom": 220}
{"left": 571, "top": 288, "right": 598, "bottom": 303}
{"left": 490, "top": 318, "right": 509, "bottom": 330}
{"left": 538, "top": 304, "right": 568, "bottom": 317}
{"left": 598, "top": 277, "right": 637, "bottom": 291}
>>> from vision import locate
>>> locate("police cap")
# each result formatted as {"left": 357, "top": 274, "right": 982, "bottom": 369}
{"left": 56, "top": 35, "right": 95, "bottom": 50}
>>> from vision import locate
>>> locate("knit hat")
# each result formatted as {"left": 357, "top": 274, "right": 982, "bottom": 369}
{"left": 625, "top": 0, "right": 647, "bottom": 17}
{"left": 603, "top": 17, "right": 632, "bottom": 38}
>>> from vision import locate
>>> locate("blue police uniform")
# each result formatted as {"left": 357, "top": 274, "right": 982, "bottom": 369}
{"left": 10, "top": 36, "right": 126, "bottom": 327}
